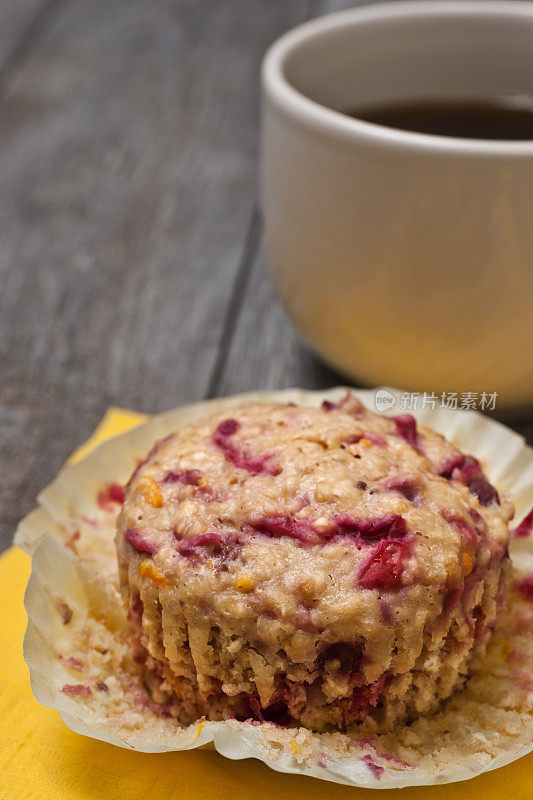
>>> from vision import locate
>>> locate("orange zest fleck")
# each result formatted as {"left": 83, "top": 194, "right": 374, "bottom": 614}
{"left": 140, "top": 560, "right": 173, "bottom": 587}
{"left": 462, "top": 553, "right": 473, "bottom": 575}
{"left": 235, "top": 576, "right": 254, "bottom": 593}
{"left": 139, "top": 476, "right": 163, "bottom": 508}
{"left": 289, "top": 740, "right": 300, "bottom": 756}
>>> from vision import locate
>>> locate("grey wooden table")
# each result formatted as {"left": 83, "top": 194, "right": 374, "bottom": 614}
{"left": 1, "top": 0, "right": 532, "bottom": 554}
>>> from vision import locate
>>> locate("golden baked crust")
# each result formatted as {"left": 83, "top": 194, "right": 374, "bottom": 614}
{"left": 116, "top": 394, "right": 512, "bottom": 731}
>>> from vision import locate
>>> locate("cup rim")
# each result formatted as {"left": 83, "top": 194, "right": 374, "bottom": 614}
{"left": 262, "top": 0, "right": 533, "bottom": 156}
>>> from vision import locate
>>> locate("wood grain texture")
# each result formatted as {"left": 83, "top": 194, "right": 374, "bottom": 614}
{"left": 0, "top": 0, "right": 309, "bottom": 548}
{"left": 1, "top": 0, "right": 532, "bottom": 553}
{"left": 0, "top": 0, "right": 55, "bottom": 75}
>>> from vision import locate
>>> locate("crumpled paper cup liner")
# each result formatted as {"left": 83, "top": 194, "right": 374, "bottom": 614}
{"left": 15, "top": 387, "right": 533, "bottom": 788}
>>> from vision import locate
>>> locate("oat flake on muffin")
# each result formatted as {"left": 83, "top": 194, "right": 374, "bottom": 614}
{"left": 115, "top": 393, "right": 512, "bottom": 732}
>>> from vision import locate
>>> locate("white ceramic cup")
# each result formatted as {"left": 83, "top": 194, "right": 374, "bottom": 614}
{"left": 261, "top": 1, "right": 533, "bottom": 409}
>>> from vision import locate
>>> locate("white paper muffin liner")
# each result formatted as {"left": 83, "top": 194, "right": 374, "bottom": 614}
{"left": 15, "top": 387, "right": 533, "bottom": 788}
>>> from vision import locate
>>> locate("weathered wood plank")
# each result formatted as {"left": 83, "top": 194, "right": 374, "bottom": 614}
{"left": 0, "top": 0, "right": 309, "bottom": 548}
{"left": 212, "top": 0, "right": 377, "bottom": 397}
{"left": 0, "top": 0, "right": 51, "bottom": 73}
{"left": 2, "top": 0, "right": 532, "bottom": 555}
{"left": 212, "top": 240, "right": 342, "bottom": 396}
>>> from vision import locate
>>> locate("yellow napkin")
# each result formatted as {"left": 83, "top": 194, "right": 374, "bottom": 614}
{"left": 2, "top": 408, "right": 532, "bottom": 800}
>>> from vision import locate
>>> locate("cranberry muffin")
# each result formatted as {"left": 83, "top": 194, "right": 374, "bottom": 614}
{"left": 115, "top": 395, "right": 512, "bottom": 731}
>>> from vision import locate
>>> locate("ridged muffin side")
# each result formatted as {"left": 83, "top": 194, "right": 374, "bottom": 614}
{"left": 116, "top": 396, "right": 512, "bottom": 731}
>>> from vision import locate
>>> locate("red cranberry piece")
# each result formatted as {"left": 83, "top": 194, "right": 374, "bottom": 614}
{"left": 335, "top": 513, "right": 408, "bottom": 542}
{"left": 441, "top": 509, "right": 479, "bottom": 547}
{"left": 124, "top": 527, "right": 158, "bottom": 555}
{"left": 232, "top": 452, "right": 281, "bottom": 476}
{"left": 213, "top": 419, "right": 280, "bottom": 476}
{"left": 177, "top": 531, "right": 242, "bottom": 565}
{"left": 385, "top": 477, "right": 420, "bottom": 503}
{"left": 322, "top": 392, "right": 365, "bottom": 416}
{"left": 216, "top": 418, "right": 240, "bottom": 436}
{"left": 184, "top": 469, "right": 201, "bottom": 484}
{"left": 61, "top": 684, "right": 92, "bottom": 698}
{"left": 61, "top": 656, "right": 83, "bottom": 671}
{"left": 371, "top": 749, "right": 410, "bottom": 769}
{"left": 444, "top": 455, "right": 499, "bottom": 507}
{"left": 358, "top": 540, "right": 412, "bottom": 590}
{"left": 438, "top": 452, "right": 466, "bottom": 479}
{"left": 453, "top": 455, "right": 481, "bottom": 483}
{"left": 162, "top": 471, "right": 180, "bottom": 484}
{"left": 108, "top": 483, "right": 125, "bottom": 503}
{"left": 468, "top": 476, "right": 499, "bottom": 507}
{"left": 177, "top": 531, "right": 223, "bottom": 559}
{"left": 97, "top": 482, "right": 125, "bottom": 511}
{"left": 394, "top": 414, "right": 420, "bottom": 451}
{"left": 345, "top": 674, "right": 386, "bottom": 717}
{"left": 130, "top": 594, "right": 144, "bottom": 625}
{"left": 362, "top": 755, "right": 384, "bottom": 779}
{"left": 380, "top": 597, "right": 395, "bottom": 626}
{"left": 321, "top": 393, "right": 351, "bottom": 411}
{"left": 516, "top": 576, "right": 533, "bottom": 600}
{"left": 247, "top": 515, "right": 319, "bottom": 544}
{"left": 162, "top": 469, "right": 202, "bottom": 485}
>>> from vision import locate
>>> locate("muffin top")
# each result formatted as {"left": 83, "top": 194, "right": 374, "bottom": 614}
{"left": 117, "top": 395, "right": 512, "bottom": 627}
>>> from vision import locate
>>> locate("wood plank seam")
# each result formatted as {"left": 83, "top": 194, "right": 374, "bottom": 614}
{"left": 0, "top": 0, "right": 66, "bottom": 99}
{"left": 205, "top": 206, "right": 262, "bottom": 399}
{"left": 205, "top": 0, "right": 318, "bottom": 401}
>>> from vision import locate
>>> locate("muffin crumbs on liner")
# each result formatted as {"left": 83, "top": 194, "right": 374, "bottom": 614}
{"left": 21, "top": 391, "right": 533, "bottom": 784}
{"left": 49, "top": 548, "right": 533, "bottom": 777}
